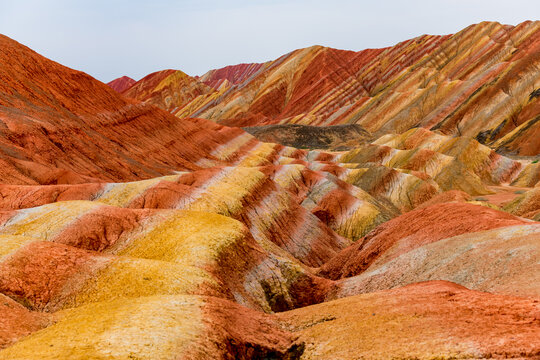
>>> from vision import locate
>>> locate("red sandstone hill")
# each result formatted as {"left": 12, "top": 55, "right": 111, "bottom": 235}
{"left": 107, "top": 75, "right": 135, "bottom": 92}
{"left": 0, "top": 34, "right": 249, "bottom": 184}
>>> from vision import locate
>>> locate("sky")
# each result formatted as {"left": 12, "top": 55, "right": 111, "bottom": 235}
{"left": 1, "top": 0, "right": 539, "bottom": 82}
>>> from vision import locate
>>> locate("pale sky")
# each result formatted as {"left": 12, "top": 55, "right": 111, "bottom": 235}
{"left": 1, "top": 0, "right": 539, "bottom": 82}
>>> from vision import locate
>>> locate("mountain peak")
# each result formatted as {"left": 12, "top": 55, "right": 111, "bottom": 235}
{"left": 107, "top": 76, "right": 136, "bottom": 92}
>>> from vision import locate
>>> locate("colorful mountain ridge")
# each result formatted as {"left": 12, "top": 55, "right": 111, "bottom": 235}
{"left": 117, "top": 21, "right": 540, "bottom": 156}
{"left": 0, "top": 20, "right": 539, "bottom": 359}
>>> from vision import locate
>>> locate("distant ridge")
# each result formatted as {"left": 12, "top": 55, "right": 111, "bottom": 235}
{"left": 107, "top": 75, "right": 135, "bottom": 92}
{"left": 120, "top": 21, "right": 540, "bottom": 155}
{"left": 197, "top": 62, "right": 267, "bottom": 89}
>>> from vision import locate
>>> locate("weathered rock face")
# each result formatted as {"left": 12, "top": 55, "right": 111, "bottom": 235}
{"left": 0, "top": 30, "right": 539, "bottom": 359}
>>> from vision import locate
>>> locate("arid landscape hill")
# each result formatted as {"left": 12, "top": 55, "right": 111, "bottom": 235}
{"left": 0, "top": 34, "right": 259, "bottom": 184}
{"left": 106, "top": 76, "right": 135, "bottom": 93}
{"left": 0, "top": 21, "right": 539, "bottom": 359}
{"left": 115, "top": 21, "right": 540, "bottom": 156}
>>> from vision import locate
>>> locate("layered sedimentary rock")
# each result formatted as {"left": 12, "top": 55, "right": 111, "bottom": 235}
{"left": 0, "top": 34, "right": 255, "bottom": 184}
{"left": 122, "top": 69, "right": 215, "bottom": 113}
{"left": 512, "top": 161, "right": 540, "bottom": 187}
{"left": 319, "top": 202, "right": 531, "bottom": 280}
{"left": 277, "top": 281, "right": 540, "bottom": 359}
{"left": 122, "top": 21, "right": 540, "bottom": 156}
{"left": 504, "top": 187, "right": 540, "bottom": 220}
{"left": 1, "top": 28, "right": 540, "bottom": 359}
{"left": 196, "top": 62, "right": 267, "bottom": 89}
{"left": 329, "top": 222, "right": 540, "bottom": 300}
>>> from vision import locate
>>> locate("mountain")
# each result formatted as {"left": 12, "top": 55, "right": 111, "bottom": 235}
{"left": 0, "top": 34, "right": 251, "bottom": 184}
{"left": 122, "top": 21, "right": 540, "bottom": 156}
{"left": 107, "top": 75, "right": 135, "bottom": 92}
{"left": 197, "top": 62, "right": 268, "bottom": 89}
{"left": 0, "top": 27, "right": 539, "bottom": 359}
{"left": 122, "top": 69, "right": 215, "bottom": 112}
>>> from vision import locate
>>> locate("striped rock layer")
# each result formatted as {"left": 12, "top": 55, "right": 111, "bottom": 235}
{"left": 196, "top": 62, "right": 268, "bottom": 90}
{"left": 121, "top": 21, "right": 540, "bottom": 156}
{"left": 0, "top": 35, "right": 259, "bottom": 185}
{"left": 122, "top": 69, "right": 215, "bottom": 113}
{"left": 1, "top": 31, "right": 540, "bottom": 359}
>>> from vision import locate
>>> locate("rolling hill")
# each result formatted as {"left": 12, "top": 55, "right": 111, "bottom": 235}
{"left": 0, "top": 22, "right": 539, "bottom": 359}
